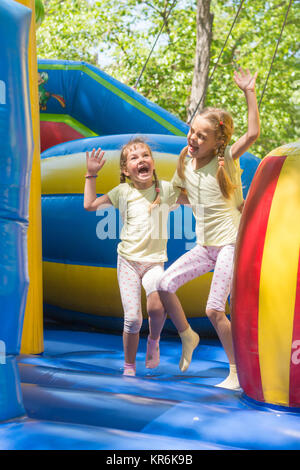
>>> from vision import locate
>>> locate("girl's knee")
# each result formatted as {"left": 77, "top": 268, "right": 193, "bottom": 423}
{"left": 147, "top": 295, "right": 165, "bottom": 323}
{"left": 206, "top": 307, "right": 225, "bottom": 323}
{"left": 148, "top": 305, "right": 165, "bottom": 321}
{"left": 157, "top": 275, "right": 176, "bottom": 293}
{"left": 206, "top": 295, "right": 228, "bottom": 315}
{"left": 124, "top": 316, "right": 143, "bottom": 334}
{"left": 147, "top": 291, "right": 163, "bottom": 311}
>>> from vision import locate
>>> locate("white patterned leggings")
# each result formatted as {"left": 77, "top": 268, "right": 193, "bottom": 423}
{"left": 158, "top": 244, "right": 235, "bottom": 312}
{"left": 117, "top": 255, "right": 165, "bottom": 334}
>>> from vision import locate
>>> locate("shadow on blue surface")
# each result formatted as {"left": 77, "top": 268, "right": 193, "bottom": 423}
{"left": 1, "top": 326, "right": 300, "bottom": 450}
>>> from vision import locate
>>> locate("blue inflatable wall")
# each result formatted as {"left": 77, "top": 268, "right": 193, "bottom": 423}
{"left": 0, "top": 0, "right": 34, "bottom": 421}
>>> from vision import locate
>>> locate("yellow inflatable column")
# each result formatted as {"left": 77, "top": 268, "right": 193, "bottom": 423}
{"left": 16, "top": 0, "right": 44, "bottom": 354}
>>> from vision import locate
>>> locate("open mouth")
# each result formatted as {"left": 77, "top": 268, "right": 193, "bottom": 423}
{"left": 188, "top": 144, "right": 198, "bottom": 154}
{"left": 138, "top": 165, "right": 150, "bottom": 175}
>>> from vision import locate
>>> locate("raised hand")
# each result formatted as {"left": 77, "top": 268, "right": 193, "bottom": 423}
{"left": 86, "top": 148, "right": 106, "bottom": 176}
{"left": 234, "top": 68, "right": 258, "bottom": 93}
{"left": 231, "top": 68, "right": 260, "bottom": 160}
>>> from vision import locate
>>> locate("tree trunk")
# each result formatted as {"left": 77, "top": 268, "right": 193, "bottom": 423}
{"left": 187, "top": 0, "right": 213, "bottom": 123}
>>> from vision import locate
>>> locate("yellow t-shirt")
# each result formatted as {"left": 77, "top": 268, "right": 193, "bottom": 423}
{"left": 172, "top": 146, "right": 243, "bottom": 246}
{"left": 107, "top": 180, "right": 180, "bottom": 262}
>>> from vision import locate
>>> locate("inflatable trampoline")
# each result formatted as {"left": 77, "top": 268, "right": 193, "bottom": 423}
{"left": 1, "top": 0, "right": 300, "bottom": 451}
{"left": 41, "top": 132, "right": 260, "bottom": 335}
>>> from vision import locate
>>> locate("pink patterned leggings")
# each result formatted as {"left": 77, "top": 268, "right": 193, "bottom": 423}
{"left": 117, "top": 255, "right": 164, "bottom": 334}
{"left": 158, "top": 244, "right": 235, "bottom": 312}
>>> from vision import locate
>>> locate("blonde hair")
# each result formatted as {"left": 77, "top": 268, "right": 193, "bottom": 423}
{"left": 178, "top": 107, "right": 236, "bottom": 199}
{"left": 119, "top": 137, "right": 161, "bottom": 210}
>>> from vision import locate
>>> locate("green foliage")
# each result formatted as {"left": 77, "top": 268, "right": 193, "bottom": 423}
{"left": 207, "top": 0, "right": 299, "bottom": 158}
{"left": 35, "top": 0, "right": 45, "bottom": 29}
{"left": 37, "top": 0, "right": 299, "bottom": 158}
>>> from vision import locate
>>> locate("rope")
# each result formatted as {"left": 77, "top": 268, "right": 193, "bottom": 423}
{"left": 258, "top": 0, "right": 293, "bottom": 110}
{"left": 187, "top": 0, "right": 245, "bottom": 124}
{"left": 134, "top": 0, "right": 177, "bottom": 90}
{"left": 133, "top": 0, "right": 292, "bottom": 124}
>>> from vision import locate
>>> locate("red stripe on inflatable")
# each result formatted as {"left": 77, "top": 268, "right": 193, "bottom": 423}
{"left": 289, "top": 250, "right": 300, "bottom": 407}
{"left": 40, "top": 121, "right": 84, "bottom": 152}
{"left": 231, "top": 156, "right": 286, "bottom": 401}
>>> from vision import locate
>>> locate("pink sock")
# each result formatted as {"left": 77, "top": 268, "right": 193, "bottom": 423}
{"left": 123, "top": 362, "right": 136, "bottom": 376}
{"left": 146, "top": 336, "right": 160, "bottom": 369}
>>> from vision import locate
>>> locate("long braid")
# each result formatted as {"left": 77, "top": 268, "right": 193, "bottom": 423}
{"left": 148, "top": 168, "right": 161, "bottom": 212}
{"left": 177, "top": 145, "right": 188, "bottom": 180}
{"left": 215, "top": 117, "right": 236, "bottom": 198}
{"left": 120, "top": 143, "right": 128, "bottom": 183}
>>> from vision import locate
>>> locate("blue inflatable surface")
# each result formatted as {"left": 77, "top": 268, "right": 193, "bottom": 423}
{"left": 0, "top": 326, "right": 299, "bottom": 450}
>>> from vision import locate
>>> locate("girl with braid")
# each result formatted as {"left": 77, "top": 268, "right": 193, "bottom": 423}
{"left": 84, "top": 137, "right": 187, "bottom": 376}
{"left": 157, "top": 68, "right": 260, "bottom": 389}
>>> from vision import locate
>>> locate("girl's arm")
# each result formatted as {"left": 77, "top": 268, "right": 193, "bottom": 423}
{"left": 231, "top": 68, "right": 260, "bottom": 160}
{"left": 176, "top": 189, "right": 191, "bottom": 206}
{"left": 169, "top": 189, "right": 191, "bottom": 211}
{"left": 84, "top": 148, "right": 113, "bottom": 211}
